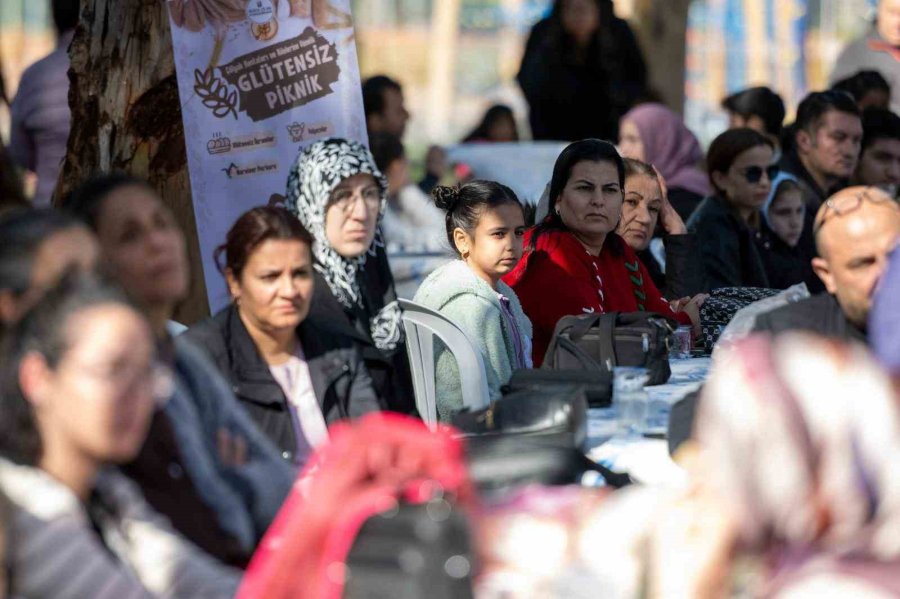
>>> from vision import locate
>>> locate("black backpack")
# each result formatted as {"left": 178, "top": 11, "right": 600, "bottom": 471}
{"left": 542, "top": 311, "right": 676, "bottom": 385}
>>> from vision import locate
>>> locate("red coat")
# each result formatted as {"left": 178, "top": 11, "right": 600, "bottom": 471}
{"left": 503, "top": 229, "right": 691, "bottom": 366}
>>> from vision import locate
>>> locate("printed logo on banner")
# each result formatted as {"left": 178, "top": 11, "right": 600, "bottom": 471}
{"left": 207, "top": 131, "right": 277, "bottom": 154}
{"left": 286, "top": 121, "right": 333, "bottom": 143}
{"left": 207, "top": 136, "right": 232, "bottom": 155}
{"left": 247, "top": 0, "right": 278, "bottom": 40}
{"left": 222, "top": 162, "right": 279, "bottom": 179}
{"left": 193, "top": 27, "right": 340, "bottom": 123}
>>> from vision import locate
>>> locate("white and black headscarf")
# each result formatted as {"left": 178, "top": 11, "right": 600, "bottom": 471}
{"left": 285, "top": 138, "right": 402, "bottom": 352}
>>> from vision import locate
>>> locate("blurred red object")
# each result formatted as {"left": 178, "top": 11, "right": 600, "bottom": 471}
{"left": 236, "top": 413, "right": 473, "bottom": 599}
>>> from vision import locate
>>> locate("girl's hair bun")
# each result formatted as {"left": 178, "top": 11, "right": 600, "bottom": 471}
{"left": 432, "top": 185, "right": 461, "bottom": 213}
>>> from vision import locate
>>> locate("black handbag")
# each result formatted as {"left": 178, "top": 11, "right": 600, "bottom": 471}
{"left": 699, "top": 287, "right": 778, "bottom": 352}
{"left": 344, "top": 499, "right": 475, "bottom": 599}
{"left": 450, "top": 384, "right": 588, "bottom": 449}
{"left": 465, "top": 435, "right": 632, "bottom": 494}
{"left": 542, "top": 312, "right": 677, "bottom": 385}
{"left": 503, "top": 367, "right": 613, "bottom": 408}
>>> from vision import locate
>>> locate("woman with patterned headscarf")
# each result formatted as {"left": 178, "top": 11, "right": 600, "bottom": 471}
{"left": 285, "top": 138, "right": 416, "bottom": 415}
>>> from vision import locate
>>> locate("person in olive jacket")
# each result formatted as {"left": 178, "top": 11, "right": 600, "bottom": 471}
{"left": 186, "top": 207, "right": 381, "bottom": 467}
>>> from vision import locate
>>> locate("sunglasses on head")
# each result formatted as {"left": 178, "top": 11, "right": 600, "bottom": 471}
{"left": 813, "top": 186, "right": 898, "bottom": 235}
{"left": 740, "top": 164, "right": 780, "bottom": 184}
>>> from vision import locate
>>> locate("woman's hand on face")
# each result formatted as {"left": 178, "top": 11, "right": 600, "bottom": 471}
{"left": 654, "top": 167, "right": 687, "bottom": 236}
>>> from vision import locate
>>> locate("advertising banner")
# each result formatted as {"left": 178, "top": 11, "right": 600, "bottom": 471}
{"left": 166, "top": 0, "right": 367, "bottom": 309}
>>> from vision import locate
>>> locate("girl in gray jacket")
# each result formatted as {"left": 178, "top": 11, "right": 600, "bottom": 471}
{"left": 413, "top": 180, "right": 532, "bottom": 421}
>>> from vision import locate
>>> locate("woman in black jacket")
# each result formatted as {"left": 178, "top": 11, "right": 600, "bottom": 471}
{"left": 687, "top": 128, "right": 774, "bottom": 291}
{"left": 517, "top": 0, "right": 647, "bottom": 141}
{"left": 185, "top": 207, "right": 380, "bottom": 466}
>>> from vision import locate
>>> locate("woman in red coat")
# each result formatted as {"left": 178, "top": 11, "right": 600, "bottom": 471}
{"left": 504, "top": 139, "right": 700, "bottom": 365}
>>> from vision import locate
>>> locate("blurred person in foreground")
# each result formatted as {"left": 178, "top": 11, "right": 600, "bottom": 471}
{"left": 518, "top": 0, "right": 647, "bottom": 142}
{"left": 779, "top": 90, "right": 862, "bottom": 211}
{"left": 832, "top": 69, "right": 892, "bottom": 111}
{"left": 831, "top": 0, "right": 900, "bottom": 113}
{"left": 65, "top": 173, "right": 293, "bottom": 567}
{"left": 686, "top": 333, "right": 900, "bottom": 597}
{"left": 721, "top": 86, "right": 786, "bottom": 152}
{"left": 870, "top": 243, "right": 900, "bottom": 374}
{"left": 618, "top": 102, "right": 711, "bottom": 220}
{"left": 9, "top": 0, "right": 78, "bottom": 206}
{"left": 754, "top": 185, "right": 900, "bottom": 344}
{"left": 0, "top": 208, "right": 99, "bottom": 329}
{"left": 0, "top": 275, "right": 239, "bottom": 597}
{"left": 853, "top": 107, "right": 900, "bottom": 192}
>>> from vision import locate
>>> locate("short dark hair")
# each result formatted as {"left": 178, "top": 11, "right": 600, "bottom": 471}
{"left": 0, "top": 208, "right": 83, "bottom": 297}
{"left": 794, "top": 90, "right": 861, "bottom": 134}
{"left": 832, "top": 70, "right": 891, "bottom": 103}
{"left": 0, "top": 274, "right": 132, "bottom": 466}
{"left": 432, "top": 180, "right": 523, "bottom": 255}
{"left": 707, "top": 128, "right": 774, "bottom": 193}
{"left": 63, "top": 172, "right": 155, "bottom": 232}
{"left": 214, "top": 206, "right": 313, "bottom": 281}
{"left": 861, "top": 108, "right": 900, "bottom": 153}
{"left": 362, "top": 75, "right": 402, "bottom": 119}
{"left": 368, "top": 132, "right": 405, "bottom": 174}
{"left": 721, "top": 86, "right": 786, "bottom": 137}
{"left": 52, "top": 0, "right": 80, "bottom": 33}
{"left": 530, "top": 138, "right": 625, "bottom": 251}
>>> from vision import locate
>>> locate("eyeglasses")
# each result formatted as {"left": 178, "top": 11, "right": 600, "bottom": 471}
{"left": 330, "top": 188, "right": 382, "bottom": 214}
{"left": 739, "top": 164, "right": 780, "bottom": 184}
{"left": 70, "top": 360, "right": 175, "bottom": 405}
{"left": 813, "top": 187, "right": 898, "bottom": 235}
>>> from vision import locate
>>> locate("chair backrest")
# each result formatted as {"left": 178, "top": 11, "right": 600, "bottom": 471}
{"left": 398, "top": 298, "right": 491, "bottom": 429}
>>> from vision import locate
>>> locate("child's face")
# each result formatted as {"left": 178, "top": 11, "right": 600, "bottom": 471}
{"left": 457, "top": 203, "right": 526, "bottom": 285}
{"left": 769, "top": 189, "right": 805, "bottom": 248}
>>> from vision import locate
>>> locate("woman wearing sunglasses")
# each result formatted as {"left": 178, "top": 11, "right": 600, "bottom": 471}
{"left": 687, "top": 128, "right": 775, "bottom": 290}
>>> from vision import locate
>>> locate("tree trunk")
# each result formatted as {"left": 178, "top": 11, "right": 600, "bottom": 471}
{"left": 632, "top": 0, "right": 693, "bottom": 114}
{"left": 57, "top": 0, "right": 209, "bottom": 324}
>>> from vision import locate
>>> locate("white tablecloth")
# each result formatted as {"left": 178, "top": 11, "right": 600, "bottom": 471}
{"left": 586, "top": 358, "right": 711, "bottom": 487}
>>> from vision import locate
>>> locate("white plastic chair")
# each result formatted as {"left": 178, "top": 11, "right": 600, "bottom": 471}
{"left": 399, "top": 298, "right": 491, "bottom": 429}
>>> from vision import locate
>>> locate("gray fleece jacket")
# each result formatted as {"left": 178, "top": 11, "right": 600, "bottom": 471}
{"left": 413, "top": 260, "right": 533, "bottom": 421}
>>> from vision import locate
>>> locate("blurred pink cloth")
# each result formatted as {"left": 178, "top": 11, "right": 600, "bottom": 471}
{"left": 236, "top": 413, "right": 473, "bottom": 599}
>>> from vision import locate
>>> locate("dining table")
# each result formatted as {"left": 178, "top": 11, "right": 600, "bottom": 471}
{"left": 585, "top": 357, "right": 712, "bottom": 487}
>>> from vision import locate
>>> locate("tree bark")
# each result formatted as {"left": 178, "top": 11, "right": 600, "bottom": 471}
{"left": 57, "top": 0, "right": 209, "bottom": 324}
{"left": 632, "top": 0, "right": 694, "bottom": 114}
